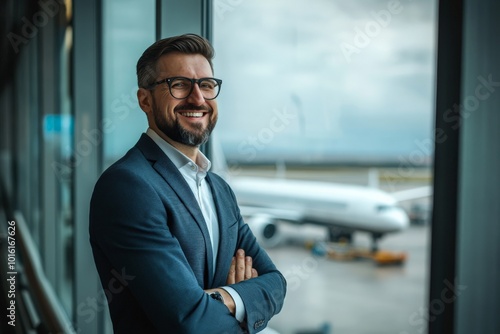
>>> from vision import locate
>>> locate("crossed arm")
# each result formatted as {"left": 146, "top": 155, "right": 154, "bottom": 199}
{"left": 205, "top": 248, "right": 259, "bottom": 315}
{"left": 90, "top": 169, "right": 286, "bottom": 333}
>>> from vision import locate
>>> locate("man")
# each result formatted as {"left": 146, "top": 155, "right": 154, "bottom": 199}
{"left": 89, "top": 34, "right": 286, "bottom": 333}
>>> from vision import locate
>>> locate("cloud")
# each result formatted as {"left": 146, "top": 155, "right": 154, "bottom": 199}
{"left": 214, "top": 0, "right": 437, "bottom": 163}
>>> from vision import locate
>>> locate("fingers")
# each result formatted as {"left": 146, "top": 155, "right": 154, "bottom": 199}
{"left": 226, "top": 257, "right": 236, "bottom": 285}
{"left": 244, "top": 256, "right": 253, "bottom": 280}
{"left": 235, "top": 249, "right": 245, "bottom": 283}
{"left": 226, "top": 249, "right": 258, "bottom": 284}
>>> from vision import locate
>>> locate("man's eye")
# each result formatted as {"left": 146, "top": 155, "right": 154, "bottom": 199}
{"left": 171, "top": 80, "right": 190, "bottom": 89}
{"left": 200, "top": 84, "right": 214, "bottom": 90}
{"left": 200, "top": 81, "right": 216, "bottom": 90}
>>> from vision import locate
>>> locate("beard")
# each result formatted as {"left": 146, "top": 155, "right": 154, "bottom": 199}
{"left": 152, "top": 98, "right": 217, "bottom": 147}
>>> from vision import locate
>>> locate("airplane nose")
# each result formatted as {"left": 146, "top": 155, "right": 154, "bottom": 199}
{"left": 383, "top": 207, "right": 410, "bottom": 231}
{"left": 392, "top": 207, "right": 410, "bottom": 230}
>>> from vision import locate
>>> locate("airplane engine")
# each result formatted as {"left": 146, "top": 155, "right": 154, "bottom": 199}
{"left": 245, "top": 214, "right": 281, "bottom": 248}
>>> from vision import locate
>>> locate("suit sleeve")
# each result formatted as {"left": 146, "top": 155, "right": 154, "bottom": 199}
{"left": 222, "top": 181, "right": 287, "bottom": 333}
{"left": 89, "top": 167, "right": 244, "bottom": 334}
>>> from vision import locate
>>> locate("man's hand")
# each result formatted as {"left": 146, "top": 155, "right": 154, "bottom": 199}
{"left": 205, "top": 249, "right": 259, "bottom": 316}
{"left": 226, "top": 249, "right": 258, "bottom": 285}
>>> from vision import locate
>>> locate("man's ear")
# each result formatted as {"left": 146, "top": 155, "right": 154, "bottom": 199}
{"left": 137, "top": 88, "right": 153, "bottom": 114}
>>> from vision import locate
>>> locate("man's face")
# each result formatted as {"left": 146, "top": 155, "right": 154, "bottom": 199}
{"left": 146, "top": 52, "right": 218, "bottom": 147}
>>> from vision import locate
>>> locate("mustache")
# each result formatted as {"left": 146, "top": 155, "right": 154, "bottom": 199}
{"left": 174, "top": 104, "right": 211, "bottom": 112}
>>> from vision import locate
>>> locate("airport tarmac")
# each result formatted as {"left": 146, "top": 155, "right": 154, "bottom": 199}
{"left": 263, "top": 223, "right": 430, "bottom": 334}
{"left": 230, "top": 166, "right": 432, "bottom": 334}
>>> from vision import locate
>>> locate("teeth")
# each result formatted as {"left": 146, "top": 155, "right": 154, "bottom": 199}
{"left": 180, "top": 112, "right": 203, "bottom": 117}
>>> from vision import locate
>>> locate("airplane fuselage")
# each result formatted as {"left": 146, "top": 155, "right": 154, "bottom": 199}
{"left": 232, "top": 177, "right": 410, "bottom": 235}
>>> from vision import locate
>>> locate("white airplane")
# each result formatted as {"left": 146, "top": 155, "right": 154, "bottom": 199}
{"left": 231, "top": 177, "right": 414, "bottom": 250}
{"left": 209, "top": 137, "right": 431, "bottom": 251}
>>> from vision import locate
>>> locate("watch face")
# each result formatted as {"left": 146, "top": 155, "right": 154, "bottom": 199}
{"left": 210, "top": 291, "right": 224, "bottom": 303}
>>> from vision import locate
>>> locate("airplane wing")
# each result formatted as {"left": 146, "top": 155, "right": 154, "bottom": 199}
{"left": 239, "top": 205, "right": 305, "bottom": 223}
{"left": 390, "top": 186, "right": 433, "bottom": 202}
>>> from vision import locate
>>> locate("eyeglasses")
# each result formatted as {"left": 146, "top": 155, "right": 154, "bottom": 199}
{"left": 146, "top": 76, "right": 222, "bottom": 100}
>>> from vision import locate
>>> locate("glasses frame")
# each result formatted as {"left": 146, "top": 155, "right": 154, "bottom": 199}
{"left": 146, "top": 76, "right": 223, "bottom": 100}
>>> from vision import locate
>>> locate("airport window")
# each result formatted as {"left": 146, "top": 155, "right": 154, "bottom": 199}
{"left": 102, "top": 0, "right": 154, "bottom": 168}
{"left": 213, "top": 1, "right": 436, "bottom": 333}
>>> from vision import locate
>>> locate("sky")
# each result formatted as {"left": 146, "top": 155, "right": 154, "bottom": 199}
{"left": 212, "top": 0, "right": 437, "bottom": 164}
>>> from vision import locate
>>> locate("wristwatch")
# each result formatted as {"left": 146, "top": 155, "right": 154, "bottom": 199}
{"left": 209, "top": 291, "right": 225, "bottom": 304}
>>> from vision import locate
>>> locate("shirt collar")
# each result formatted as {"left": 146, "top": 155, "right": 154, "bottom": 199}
{"left": 146, "top": 128, "right": 211, "bottom": 173}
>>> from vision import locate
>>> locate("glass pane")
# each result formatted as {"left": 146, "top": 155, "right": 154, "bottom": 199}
{"left": 39, "top": 1, "right": 74, "bottom": 317}
{"left": 58, "top": 11, "right": 75, "bottom": 315}
{"left": 102, "top": 0, "right": 155, "bottom": 168}
{"left": 213, "top": 1, "right": 436, "bottom": 333}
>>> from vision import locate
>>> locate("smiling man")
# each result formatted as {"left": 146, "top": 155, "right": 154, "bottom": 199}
{"left": 89, "top": 34, "right": 286, "bottom": 334}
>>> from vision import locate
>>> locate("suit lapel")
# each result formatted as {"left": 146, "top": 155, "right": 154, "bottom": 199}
{"left": 136, "top": 134, "right": 214, "bottom": 283}
{"left": 207, "top": 174, "right": 236, "bottom": 287}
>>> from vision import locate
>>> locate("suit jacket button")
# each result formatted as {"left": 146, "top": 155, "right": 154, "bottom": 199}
{"left": 254, "top": 319, "right": 265, "bottom": 329}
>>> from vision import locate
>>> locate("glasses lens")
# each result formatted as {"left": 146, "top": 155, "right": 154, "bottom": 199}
{"left": 199, "top": 78, "right": 220, "bottom": 100}
{"left": 168, "top": 78, "right": 221, "bottom": 99}
{"left": 169, "top": 78, "right": 193, "bottom": 99}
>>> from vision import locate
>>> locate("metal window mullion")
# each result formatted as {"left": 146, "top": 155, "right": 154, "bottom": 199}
{"left": 40, "top": 5, "right": 60, "bottom": 289}
{"left": 72, "top": 0, "right": 103, "bottom": 332}
{"left": 159, "top": 0, "right": 206, "bottom": 38}
{"left": 428, "top": 0, "right": 463, "bottom": 333}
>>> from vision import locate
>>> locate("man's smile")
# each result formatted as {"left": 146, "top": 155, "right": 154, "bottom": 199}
{"left": 178, "top": 111, "right": 206, "bottom": 118}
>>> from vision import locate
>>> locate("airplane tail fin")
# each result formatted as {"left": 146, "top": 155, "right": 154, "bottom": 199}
{"left": 209, "top": 131, "right": 231, "bottom": 182}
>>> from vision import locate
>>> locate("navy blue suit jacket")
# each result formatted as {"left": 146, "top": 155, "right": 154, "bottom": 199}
{"left": 89, "top": 134, "right": 286, "bottom": 333}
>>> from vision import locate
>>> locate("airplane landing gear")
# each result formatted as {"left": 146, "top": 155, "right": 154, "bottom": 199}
{"left": 328, "top": 226, "right": 353, "bottom": 244}
{"left": 371, "top": 232, "right": 383, "bottom": 253}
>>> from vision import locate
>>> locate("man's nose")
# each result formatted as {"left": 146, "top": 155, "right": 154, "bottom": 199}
{"left": 186, "top": 83, "right": 206, "bottom": 105}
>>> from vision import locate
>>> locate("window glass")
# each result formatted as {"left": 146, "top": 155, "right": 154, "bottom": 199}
{"left": 102, "top": 0, "right": 155, "bottom": 168}
{"left": 58, "top": 13, "right": 74, "bottom": 315}
{"left": 213, "top": 1, "right": 436, "bottom": 333}
{"left": 214, "top": 0, "right": 435, "bottom": 163}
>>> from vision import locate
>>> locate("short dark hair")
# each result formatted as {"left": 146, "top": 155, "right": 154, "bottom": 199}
{"left": 136, "top": 33, "right": 215, "bottom": 88}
